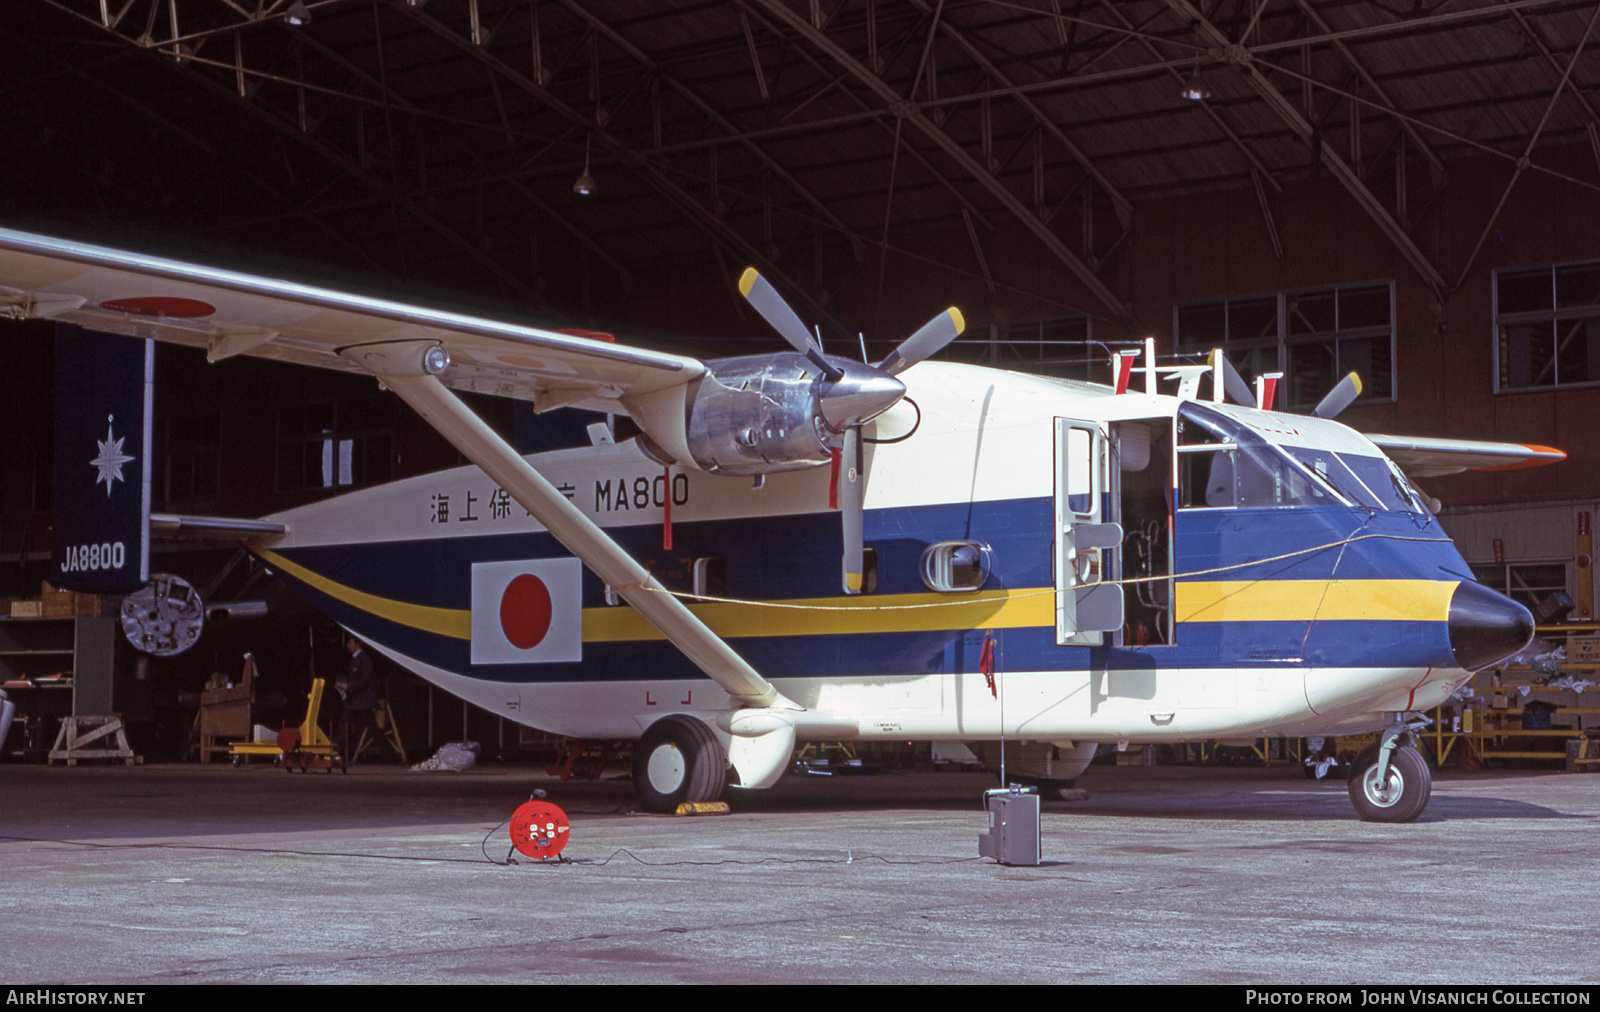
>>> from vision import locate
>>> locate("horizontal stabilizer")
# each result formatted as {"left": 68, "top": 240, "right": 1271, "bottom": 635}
{"left": 150, "top": 514, "right": 288, "bottom": 539}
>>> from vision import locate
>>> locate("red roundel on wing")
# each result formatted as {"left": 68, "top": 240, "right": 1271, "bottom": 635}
{"left": 499, "top": 574, "right": 553, "bottom": 650}
{"left": 100, "top": 296, "right": 216, "bottom": 318}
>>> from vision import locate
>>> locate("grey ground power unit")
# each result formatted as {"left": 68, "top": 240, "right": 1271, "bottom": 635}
{"left": 978, "top": 787, "right": 1040, "bottom": 866}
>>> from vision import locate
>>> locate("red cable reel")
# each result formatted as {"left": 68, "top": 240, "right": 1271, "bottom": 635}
{"left": 508, "top": 798, "right": 570, "bottom": 861}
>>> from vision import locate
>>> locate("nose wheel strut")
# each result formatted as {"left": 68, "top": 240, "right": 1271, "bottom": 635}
{"left": 1348, "top": 720, "right": 1432, "bottom": 823}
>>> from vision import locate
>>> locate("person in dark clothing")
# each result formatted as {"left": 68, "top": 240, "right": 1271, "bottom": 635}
{"left": 338, "top": 634, "right": 396, "bottom": 763}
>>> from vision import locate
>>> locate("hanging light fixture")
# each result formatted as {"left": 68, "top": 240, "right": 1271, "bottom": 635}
{"left": 572, "top": 135, "right": 597, "bottom": 197}
{"left": 1179, "top": 21, "right": 1209, "bottom": 102}
{"left": 285, "top": 1, "right": 312, "bottom": 26}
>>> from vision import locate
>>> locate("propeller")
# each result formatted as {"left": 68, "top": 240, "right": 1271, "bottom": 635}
{"left": 1312, "top": 371, "right": 1363, "bottom": 419}
{"left": 878, "top": 307, "right": 967, "bottom": 376}
{"left": 839, "top": 427, "right": 866, "bottom": 593}
{"left": 1218, "top": 355, "right": 1257, "bottom": 409}
{"left": 1214, "top": 354, "right": 1341, "bottom": 416}
{"left": 738, "top": 268, "right": 965, "bottom": 593}
{"left": 737, "top": 268, "right": 841, "bottom": 381}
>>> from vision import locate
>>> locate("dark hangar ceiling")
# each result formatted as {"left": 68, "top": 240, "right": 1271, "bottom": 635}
{"left": 4, "top": 0, "right": 1600, "bottom": 340}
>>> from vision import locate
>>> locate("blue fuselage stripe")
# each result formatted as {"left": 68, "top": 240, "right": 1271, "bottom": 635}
{"left": 262, "top": 498, "right": 1467, "bottom": 683}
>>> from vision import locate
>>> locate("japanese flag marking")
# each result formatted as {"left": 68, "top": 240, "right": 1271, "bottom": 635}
{"left": 471, "top": 558, "right": 583, "bottom": 664}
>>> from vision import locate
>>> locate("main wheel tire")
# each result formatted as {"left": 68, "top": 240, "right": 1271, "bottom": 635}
{"left": 632, "top": 715, "right": 727, "bottom": 813}
{"left": 1348, "top": 744, "right": 1431, "bottom": 823}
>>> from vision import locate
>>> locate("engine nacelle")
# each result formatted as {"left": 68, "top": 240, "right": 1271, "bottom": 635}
{"left": 680, "top": 353, "right": 834, "bottom": 475}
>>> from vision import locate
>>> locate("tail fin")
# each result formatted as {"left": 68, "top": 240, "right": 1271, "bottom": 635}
{"left": 49, "top": 324, "right": 152, "bottom": 594}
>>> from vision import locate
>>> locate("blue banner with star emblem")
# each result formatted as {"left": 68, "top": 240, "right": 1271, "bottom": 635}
{"left": 50, "top": 324, "right": 153, "bottom": 594}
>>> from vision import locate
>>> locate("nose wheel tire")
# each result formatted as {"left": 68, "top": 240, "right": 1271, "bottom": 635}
{"left": 632, "top": 715, "right": 727, "bottom": 813}
{"left": 1348, "top": 744, "right": 1430, "bottom": 823}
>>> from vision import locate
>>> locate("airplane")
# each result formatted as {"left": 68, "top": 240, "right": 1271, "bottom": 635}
{"left": 0, "top": 225, "right": 1560, "bottom": 823}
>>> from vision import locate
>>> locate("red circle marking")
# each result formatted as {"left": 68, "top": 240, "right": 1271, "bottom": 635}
{"left": 100, "top": 296, "right": 216, "bottom": 318}
{"left": 500, "top": 574, "right": 553, "bottom": 650}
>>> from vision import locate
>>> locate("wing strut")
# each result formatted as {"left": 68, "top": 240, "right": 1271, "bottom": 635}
{"left": 344, "top": 341, "right": 788, "bottom": 711}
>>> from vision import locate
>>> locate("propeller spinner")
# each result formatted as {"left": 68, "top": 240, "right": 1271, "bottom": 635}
{"left": 737, "top": 268, "right": 965, "bottom": 593}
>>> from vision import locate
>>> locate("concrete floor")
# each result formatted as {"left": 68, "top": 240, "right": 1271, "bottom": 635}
{"left": 1, "top": 759, "right": 1596, "bottom": 985}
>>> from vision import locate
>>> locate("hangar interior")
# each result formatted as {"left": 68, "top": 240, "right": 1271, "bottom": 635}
{"left": 2, "top": 0, "right": 1599, "bottom": 770}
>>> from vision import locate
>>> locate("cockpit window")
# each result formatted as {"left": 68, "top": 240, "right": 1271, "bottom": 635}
{"left": 1285, "top": 446, "right": 1383, "bottom": 510}
{"left": 1338, "top": 453, "right": 1427, "bottom": 514}
{"left": 1176, "top": 404, "right": 1339, "bottom": 509}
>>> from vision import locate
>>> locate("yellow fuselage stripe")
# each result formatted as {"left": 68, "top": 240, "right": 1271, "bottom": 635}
{"left": 1175, "top": 579, "right": 1456, "bottom": 623}
{"left": 582, "top": 589, "right": 1052, "bottom": 642}
{"left": 258, "top": 548, "right": 1457, "bottom": 642}
{"left": 258, "top": 548, "right": 473, "bottom": 640}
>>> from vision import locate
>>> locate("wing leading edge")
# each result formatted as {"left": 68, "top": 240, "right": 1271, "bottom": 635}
{"left": 1367, "top": 433, "right": 1567, "bottom": 478}
{"left": 0, "top": 226, "right": 703, "bottom": 417}
{"left": 0, "top": 226, "right": 792, "bottom": 716}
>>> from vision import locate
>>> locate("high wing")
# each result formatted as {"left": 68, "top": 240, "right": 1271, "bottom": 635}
{"left": 0, "top": 226, "right": 786, "bottom": 712}
{"left": 1367, "top": 432, "right": 1567, "bottom": 478}
{"left": 0, "top": 227, "right": 701, "bottom": 418}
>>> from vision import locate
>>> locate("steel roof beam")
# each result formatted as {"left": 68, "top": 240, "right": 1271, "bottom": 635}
{"left": 283, "top": 9, "right": 636, "bottom": 294}
{"left": 1452, "top": 1, "right": 1600, "bottom": 293}
{"left": 1165, "top": 0, "right": 1446, "bottom": 299}
{"left": 37, "top": 0, "right": 540, "bottom": 302}
{"left": 396, "top": 1, "right": 851, "bottom": 338}
{"left": 1505, "top": 1, "right": 1600, "bottom": 173}
{"left": 906, "top": 0, "right": 1134, "bottom": 228}
{"left": 555, "top": 0, "right": 865, "bottom": 262}
{"left": 1256, "top": 51, "right": 1600, "bottom": 195}
{"left": 1288, "top": 0, "right": 1446, "bottom": 181}
{"left": 739, "top": 2, "right": 1000, "bottom": 234}
{"left": 1096, "top": 0, "right": 1282, "bottom": 194}
{"left": 747, "top": 0, "right": 1132, "bottom": 324}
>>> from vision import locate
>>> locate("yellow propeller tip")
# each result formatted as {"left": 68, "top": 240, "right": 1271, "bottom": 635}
{"left": 737, "top": 267, "right": 759, "bottom": 297}
{"left": 948, "top": 307, "right": 966, "bottom": 335}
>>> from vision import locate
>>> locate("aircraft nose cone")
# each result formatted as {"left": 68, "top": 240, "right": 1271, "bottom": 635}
{"left": 818, "top": 363, "right": 906, "bottom": 429}
{"left": 1449, "top": 581, "right": 1534, "bottom": 671}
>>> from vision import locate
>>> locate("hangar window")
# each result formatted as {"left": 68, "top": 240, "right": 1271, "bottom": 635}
{"left": 1469, "top": 561, "right": 1569, "bottom": 612}
{"left": 276, "top": 398, "right": 394, "bottom": 494}
{"left": 1175, "top": 283, "right": 1395, "bottom": 408}
{"left": 153, "top": 413, "right": 219, "bottom": 510}
{"left": 1494, "top": 261, "right": 1600, "bottom": 391}
{"left": 948, "top": 315, "right": 1097, "bottom": 381}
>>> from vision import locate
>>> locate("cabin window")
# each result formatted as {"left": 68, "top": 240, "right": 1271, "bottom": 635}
{"left": 693, "top": 557, "right": 726, "bottom": 599}
{"left": 920, "top": 541, "right": 992, "bottom": 593}
{"left": 1493, "top": 260, "right": 1600, "bottom": 391}
{"left": 857, "top": 548, "right": 880, "bottom": 595}
{"left": 1065, "top": 426, "right": 1095, "bottom": 515}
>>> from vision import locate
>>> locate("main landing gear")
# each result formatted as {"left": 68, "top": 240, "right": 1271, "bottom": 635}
{"left": 1348, "top": 723, "right": 1431, "bottom": 823}
{"left": 632, "top": 714, "right": 728, "bottom": 813}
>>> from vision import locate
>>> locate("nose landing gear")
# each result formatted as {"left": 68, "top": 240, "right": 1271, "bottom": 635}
{"left": 1348, "top": 722, "right": 1431, "bottom": 823}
